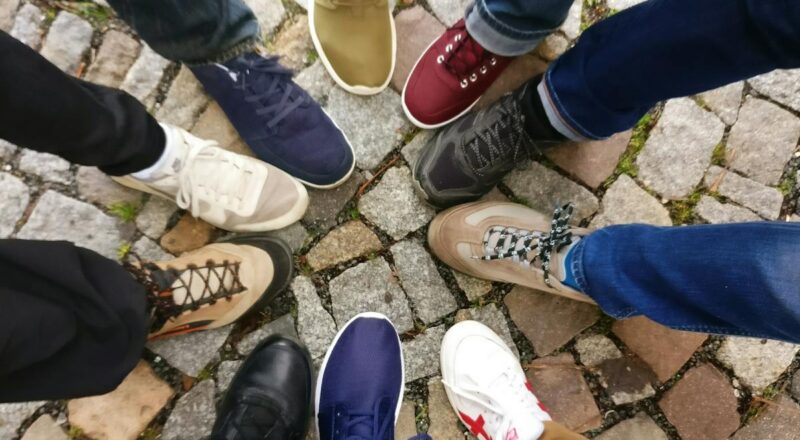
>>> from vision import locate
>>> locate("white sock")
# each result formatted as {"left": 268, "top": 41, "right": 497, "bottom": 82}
{"left": 130, "top": 124, "right": 181, "bottom": 181}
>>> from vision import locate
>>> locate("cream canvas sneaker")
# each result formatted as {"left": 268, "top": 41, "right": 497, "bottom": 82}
{"left": 113, "top": 124, "right": 308, "bottom": 232}
{"left": 428, "top": 201, "right": 594, "bottom": 303}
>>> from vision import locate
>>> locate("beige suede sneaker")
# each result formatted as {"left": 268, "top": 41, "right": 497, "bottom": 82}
{"left": 428, "top": 201, "right": 595, "bottom": 303}
{"left": 113, "top": 124, "right": 308, "bottom": 232}
{"left": 124, "top": 235, "right": 293, "bottom": 340}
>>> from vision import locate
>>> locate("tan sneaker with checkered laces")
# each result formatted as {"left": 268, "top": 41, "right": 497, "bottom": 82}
{"left": 124, "top": 235, "right": 293, "bottom": 340}
{"left": 428, "top": 201, "right": 594, "bottom": 303}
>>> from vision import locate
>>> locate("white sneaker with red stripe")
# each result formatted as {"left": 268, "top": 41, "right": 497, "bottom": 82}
{"left": 441, "top": 321, "right": 551, "bottom": 440}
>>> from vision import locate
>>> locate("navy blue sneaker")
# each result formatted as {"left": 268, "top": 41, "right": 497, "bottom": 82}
{"left": 191, "top": 53, "right": 355, "bottom": 189}
{"left": 316, "top": 312, "right": 404, "bottom": 440}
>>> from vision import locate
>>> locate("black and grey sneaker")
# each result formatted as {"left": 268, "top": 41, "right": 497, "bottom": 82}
{"left": 413, "top": 82, "right": 562, "bottom": 208}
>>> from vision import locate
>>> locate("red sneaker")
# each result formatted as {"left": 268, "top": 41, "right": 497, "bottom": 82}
{"left": 402, "top": 20, "right": 513, "bottom": 129}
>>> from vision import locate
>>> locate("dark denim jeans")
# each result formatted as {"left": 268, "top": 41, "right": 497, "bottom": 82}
{"left": 540, "top": 0, "right": 800, "bottom": 140}
{"left": 573, "top": 223, "right": 800, "bottom": 343}
{"left": 106, "top": 0, "right": 260, "bottom": 64}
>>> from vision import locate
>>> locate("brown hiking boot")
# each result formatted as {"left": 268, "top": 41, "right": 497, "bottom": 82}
{"left": 428, "top": 201, "right": 595, "bottom": 304}
{"left": 124, "top": 235, "right": 293, "bottom": 340}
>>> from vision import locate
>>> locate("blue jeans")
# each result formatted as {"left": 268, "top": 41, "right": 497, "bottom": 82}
{"left": 540, "top": 0, "right": 800, "bottom": 140}
{"left": 466, "top": 0, "right": 574, "bottom": 56}
{"left": 106, "top": 0, "right": 260, "bottom": 64}
{"left": 572, "top": 223, "right": 800, "bottom": 343}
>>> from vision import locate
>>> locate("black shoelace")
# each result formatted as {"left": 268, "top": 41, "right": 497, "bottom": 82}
{"left": 239, "top": 57, "right": 309, "bottom": 134}
{"left": 123, "top": 253, "right": 245, "bottom": 333}
{"left": 475, "top": 203, "right": 574, "bottom": 286}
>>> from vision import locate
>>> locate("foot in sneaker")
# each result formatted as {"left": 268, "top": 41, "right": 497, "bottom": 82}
{"left": 212, "top": 335, "right": 313, "bottom": 439}
{"left": 441, "top": 320, "right": 551, "bottom": 440}
{"left": 316, "top": 312, "right": 404, "bottom": 440}
{"left": 124, "top": 235, "right": 293, "bottom": 340}
{"left": 114, "top": 123, "right": 308, "bottom": 232}
{"left": 428, "top": 201, "right": 594, "bottom": 303}
{"left": 190, "top": 52, "right": 355, "bottom": 188}
{"left": 402, "top": 19, "right": 512, "bottom": 129}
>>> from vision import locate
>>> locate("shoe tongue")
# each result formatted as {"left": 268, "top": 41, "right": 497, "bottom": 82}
{"left": 448, "top": 37, "right": 485, "bottom": 76}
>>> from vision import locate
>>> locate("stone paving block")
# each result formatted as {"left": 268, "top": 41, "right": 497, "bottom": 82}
{"left": 749, "top": 68, "right": 800, "bottom": 113}
{"left": 132, "top": 236, "right": 172, "bottom": 261}
{"left": 161, "top": 380, "right": 216, "bottom": 440}
{"left": 704, "top": 166, "right": 784, "bottom": 220}
{"left": 121, "top": 45, "right": 171, "bottom": 110}
{"left": 545, "top": 130, "right": 632, "bottom": 189}
{"left": 21, "top": 415, "right": 68, "bottom": 440}
{"left": 395, "top": 400, "right": 418, "bottom": 439}
{"left": 608, "top": 0, "right": 646, "bottom": 9}
{"left": 18, "top": 191, "right": 126, "bottom": 260}
{"left": 306, "top": 221, "right": 382, "bottom": 270}
{"left": 596, "top": 356, "right": 657, "bottom": 405}
{"left": 190, "top": 102, "right": 252, "bottom": 157}
{"left": 613, "top": 317, "right": 707, "bottom": 382}
{"left": 136, "top": 196, "right": 177, "bottom": 240}
{"left": 659, "top": 364, "right": 739, "bottom": 440}
{"left": 526, "top": 354, "right": 603, "bottom": 432}
{"left": 149, "top": 326, "right": 232, "bottom": 377}
{"left": 328, "top": 258, "right": 415, "bottom": 332}
{"left": 68, "top": 361, "right": 174, "bottom": 440}
{"left": 76, "top": 166, "right": 143, "bottom": 207}
{"left": 716, "top": 336, "right": 799, "bottom": 393}
{"left": 40, "top": 12, "right": 93, "bottom": 74}
{"left": 295, "top": 60, "right": 336, "bottom": 102}
{"left": 156, "top": 66, "right": 210, "bottom": 130}
{"left": 561, "top": 1, "right": 582, "bottom": 40}
{"left": 245, "top": 0, "right": 285, "bottom": 37}
{"left": 696, "top": 196, "right": 761, "bottom": 224}
{"left": 160, "top": 214, "right": 215, "bottom": 254}
{"left": 427, "top": 377, "right": 464, "bottom": 438}
{"left": 238, "top": 314, "right": 298, "bottom": 356}
{"left": 400, "top": 130, "right": 433, "bottom": 168}
{"left": 594, "top": 413, "right": 668, "bottom": 440}
{"left": 456, "top": 304, "right": 518, "bottom": 357}
{"left": 324, "top": 87, "right": 409, "bottom": 170}
{"left": 637, "top": 98, "right": 725, "bottom": 199}
{"left": 304, "top": 171, "right": 364, "bottom": 230}
{"left": 18, "top": 150, "right": 72, "bottom": 184}
{"left": 0, "top": 0, "right": 20, "bottom": 32}
{"left": 359, "top": 166, "right": 435, "bottom": 240}
{"left": 391, "top": 239, "right": 458, "bottom": 323}
{"left": 216, "top": 360, "right": 243, "bottom": 394}
{"left": 428, "top": 0, "right": 471, "bottom": 26}
{"left": 392, "top": 6, "right": 445, "bottom": 92}
{"left": 727, "top": 97, "right": 800, "bottom": 185}
{"left": 0, "top": 172, "right": 29, "bottom": 238}
{"left": 732, "top": 394, "right": 800, "bottom": 440}
{"left": 476, "top": 53, "right": 547, "bottom": 109}
{"left": 699, "top": 81, "right": 743, "bottom": 126}
{"left": 272, "top": 16, "right": 312, "bottom": 71}
{"left": 9, "top": 3, "right": 44, "bottom": 48}
{"left": 0, "top": 139, "right": 16, "bottom": 160}
{"left": 0, "top": 401, "right": 44, "bottom": 440}
{"left": 590, "top": 174, "right": 672, "bottom": 228}
{"left": 85, "top": 30, "right": 141, "bottom": 87}
{"left": 535, "top": 33, "right": 569, "bottom": 61}
{"left": 292, "top": 276, "right": 337, "bottom": 360}
{"left": 504, "top": 286, "right": 600, "bottom": 356}
{"left": 503, "top": 161, "right": 599, "bottom": 223}
{"left": 403, "top": 326, "right": 446, "bottom": 382}
{"left": 265, "top": 221, "right": 309, "bottom": 253}
{"left": 452, "top": 270, "right": 493, "bottom": 301}
{"left": 574, "top": 335, "right": 622, "bottom": 368}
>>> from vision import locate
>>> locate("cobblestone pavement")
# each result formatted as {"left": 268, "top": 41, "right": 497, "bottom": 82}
{"left": 1, "top": 0, "right": 800, "bottom": 439}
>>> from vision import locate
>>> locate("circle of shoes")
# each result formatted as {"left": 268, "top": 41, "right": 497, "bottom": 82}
{"left": 124, "top": 253, "right": 246, "bottom": 334}
{"left": 473, "top": 203, "right": 575, "bottom": 286}
{"left": 437, "top": 23, "right": 499, "bottom": 89}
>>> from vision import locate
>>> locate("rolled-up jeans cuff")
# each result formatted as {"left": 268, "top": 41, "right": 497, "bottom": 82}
{"left": 464, "top": 1, "right": 549, "bottom": 57}
{"left": 538, "top": 69, "right": 603, "bottom": 141}
{"left": 182, "top": 35, "right": 261, "bottom": 66}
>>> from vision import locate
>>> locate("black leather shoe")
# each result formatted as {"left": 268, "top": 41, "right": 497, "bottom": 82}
{"left": 211, "top": 335, "right": 313, "bottom": 439}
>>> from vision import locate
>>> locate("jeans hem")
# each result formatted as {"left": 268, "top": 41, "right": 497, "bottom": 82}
{"left": 541, "top": 67, "right": 605, "bottom": 141}
{"left": 182, "top": 36, "right": 261, "bottom": 66}
{"left": 465, "top": 1, "right": 551, "bottom": 56}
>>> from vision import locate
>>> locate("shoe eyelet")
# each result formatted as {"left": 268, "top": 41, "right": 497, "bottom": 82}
{"left": 445, "top": 43, "right": 453, "bottom": 53}
{"left": 470, "top": 73, "right": 478, "bottom": 82}
{"left": 480, "top": 66, "right": 488, "bottom": 74}
{"left": 460, "top": 79, "right": 469, "bottom": 88}
{"left": 455, "top": 34, "right": 462, "bottom": 42}
{"left": 490, "top": 57, "right": 497, "bottom": 66}
{"left": 437, "top": 54, "right": 444, "bottom": 64}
